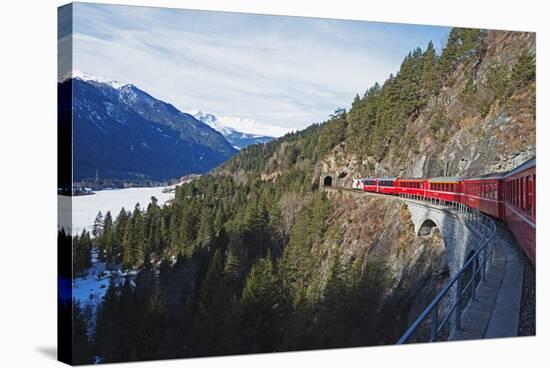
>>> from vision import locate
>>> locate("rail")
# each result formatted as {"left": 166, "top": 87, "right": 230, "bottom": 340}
{"left": 396, "top": 193, "right": 497, "bottom": 344}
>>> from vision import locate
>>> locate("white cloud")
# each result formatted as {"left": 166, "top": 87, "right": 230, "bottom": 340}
{"left": 71, "top": 3, "right": 449, "bottom": 131}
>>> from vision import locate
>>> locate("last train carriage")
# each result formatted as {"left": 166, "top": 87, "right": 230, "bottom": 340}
{"left": 351, "top": 157, "right": 536, "bottom": 263}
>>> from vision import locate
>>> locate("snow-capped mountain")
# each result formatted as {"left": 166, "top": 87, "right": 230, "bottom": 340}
{"left": 59, "top": 71, "right": 237, "bottom": 181}
{"left": 217, "top": 116, "right": 292, "bottom": 138}
{"left": 191, "top": 110, "right": 291, "bottom": 149}
{"left": 59, "top": 69, "right": 127, "bottom": 89}
{"left": 192, "top": 110, "right": 235, "bottom": 137}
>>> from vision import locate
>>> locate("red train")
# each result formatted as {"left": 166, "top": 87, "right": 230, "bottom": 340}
{"left": 351, "top": 157, "right": 536, "bottom": 263}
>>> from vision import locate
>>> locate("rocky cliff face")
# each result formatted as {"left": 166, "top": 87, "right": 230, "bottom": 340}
{"left": 384, "top": 30, "right": 535, "bottom": 177}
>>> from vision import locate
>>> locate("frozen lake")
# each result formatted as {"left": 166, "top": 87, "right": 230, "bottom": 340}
{"left": 60, "top": 186, "right": 174, "bottom": 235}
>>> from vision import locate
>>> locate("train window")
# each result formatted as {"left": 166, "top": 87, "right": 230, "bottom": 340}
{"left": 527, "top": 177, "right": 531, "bottom": 210}
{"left": 520, "top": 178, "right": 524, "bottom": 209}
{"left": 532, "top": 174, "right": 537, "bottom": 218}
{"left": 516, "top": 179, "right": 519, "bottom": 206}
{"left": 516, "top": 180, "right": 519, "bottom": 205}
{"left": 504, "top": 182, "right": 508, "bottom": 201}
{"left": 516, "top": 179, "right": 520, "bottom": 207}
{"left": 522, "top": 177, "right": 527, "bottom": 210}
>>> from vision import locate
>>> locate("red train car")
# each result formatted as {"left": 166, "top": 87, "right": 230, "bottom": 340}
{"left": 378, "top": 178, "right": 398, "bottom": 195}
{"left": 396, "top": 178, "right": 428, "bottom": 197}
{"left": 462, "top": 173, "right": 503, "bottom": 219}
{"left": 502, "top": 158, "right": 536, "bottom": 263}
{"left": 362, "top": 178, "right": 378, "bottom": 193}
{"left": 426, "top": 177, "right": 463, "bottom": 203}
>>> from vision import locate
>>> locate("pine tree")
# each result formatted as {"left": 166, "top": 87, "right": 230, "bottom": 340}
{"left": 114, "top": 208, "right": 130, "bottom": 256}
{"left": 196, "top": 206, "right": 214, "bottom": 246}
{"left": 72, "top": 300, "right": 93, "bottom": 364}
{"left": 132, "top": 204, "right": 146, "bottom": 267}
{"left": 511, "top": 49, "right": 535, "bottom": 89}
{"left": 240, "top": 252, "right": 282, "bottom": 352}
{"left": 92, "top": 211, "right": 104, "bottom": 238}
{"left": 74, "top": 229, "right": 92, "bottom": 274}
{"left": 122, "top": 215, "right": 135, "bottom": 268}
{"left": 197, "top": 249, "right": 231, "bottom": 354}
{"left": 198, "top": 250, "right": 225, "bottom": 317}
{"left": 484, "top": 60, "right": 511, "bottom": 101}
{"left": 214, "top": 202, "right": 226, "bottom": 235}
{"left": 100, "top": 211, "right": 114, "bottom": 261}
{"left": 145, "top": 196, "right": 162, "bottom": 256}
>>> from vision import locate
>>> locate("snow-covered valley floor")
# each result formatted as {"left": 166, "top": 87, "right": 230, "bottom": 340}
{"left": 60, "top": 186, "right": 174, "bottom": 235}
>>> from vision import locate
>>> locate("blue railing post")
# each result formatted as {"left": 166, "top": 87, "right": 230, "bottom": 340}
{"left": 481, "top": 247, "right": 487, "bottom": 282}
{"left": 430, "top": 305, "right": 438, "bottom": 342}
{"left": 471, "top": 257, "right": 478, "bottom": 301}
{"left": 455, "top": 275, "right": 462, "bottom": 330}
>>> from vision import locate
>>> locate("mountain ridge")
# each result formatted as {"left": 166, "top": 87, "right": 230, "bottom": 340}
{"left": 191, "top": 110, "right": 276, "bottom": 150}
{"left": 62, "top": 75, "right": 237, "bottom": 181}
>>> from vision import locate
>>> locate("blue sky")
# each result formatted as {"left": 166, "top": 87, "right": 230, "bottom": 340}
{"left": 62, "top": 3, "right": 450, "bottom": 131}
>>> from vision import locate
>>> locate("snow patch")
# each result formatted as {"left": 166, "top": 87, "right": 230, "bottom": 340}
{"left": 59, "top": 69, "right": 128, "bottom": 90}
{"left": 191, "top": 109, "right": 292, "bottom": 138}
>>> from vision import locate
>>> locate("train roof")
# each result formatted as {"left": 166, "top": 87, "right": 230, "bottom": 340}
{"left": 463, "top": 172, "right": 505, "bottom": 181}
{"left": 399, "top": 178, "right": 426, "bottom": 182}
{"left": 503, "top": 157, "right": 536, "bottom": 178}
{"left": 428, "top": 176, "right": 462, "bottom": 183}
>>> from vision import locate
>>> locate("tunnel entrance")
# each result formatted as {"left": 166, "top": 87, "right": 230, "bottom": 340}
{"left": 418, "top": 219, "right": 437, "bottom": 236}
{"left": 323, "top": 176, "right": 333, "bottom": 187}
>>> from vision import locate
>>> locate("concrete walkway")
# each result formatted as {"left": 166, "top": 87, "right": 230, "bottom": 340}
{"left": 450, "top": 222, "right": 524, "bottom": 341}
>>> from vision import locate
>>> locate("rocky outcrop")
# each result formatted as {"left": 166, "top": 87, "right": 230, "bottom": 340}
{"left": 380, "top": 30, "right": 535, "bottom": 178}
{"left": 313, "top": 192, "right": 450, "bottom": 342}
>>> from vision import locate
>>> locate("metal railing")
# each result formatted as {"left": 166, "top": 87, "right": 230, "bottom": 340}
{"left": 396, "top": 194, "right": 497, "bottom": 344}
